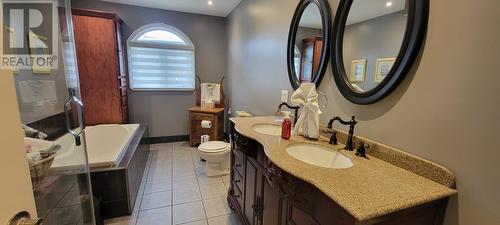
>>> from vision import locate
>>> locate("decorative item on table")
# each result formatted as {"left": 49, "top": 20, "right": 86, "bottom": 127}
{"left": 235, "top": 111, "right": 253, "bottom": 117}
{"left": 291, "top": 82, "right": 321, "bottom": 139}
{"left": 281, "top": 111, "right": 292, "bottom": 140}
{"left": 201, "top": 82, "right": 220, "bottom": 101}
{"left": 201, "top": 100, "right": 215, "bottom": 109}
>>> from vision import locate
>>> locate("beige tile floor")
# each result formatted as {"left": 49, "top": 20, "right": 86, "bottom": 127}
{"left": 104, "top": 142, "right": 241, "bottom": 225}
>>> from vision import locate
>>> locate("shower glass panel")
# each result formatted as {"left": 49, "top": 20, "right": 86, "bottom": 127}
{"left": 8, "top": 0, "right": 96, "bottom": 224}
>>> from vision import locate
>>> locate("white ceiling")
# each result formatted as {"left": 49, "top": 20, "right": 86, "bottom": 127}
{"left": 101, "top": 0, "right": 242, "bottom": 17}
{"left": 347, "top": 0, "right": 405, "bottom": 25}
{"left": 299, "top": 4, "right": 322, "bottom": 29}
{"left": 298, "top": 0, "right": 405, "bottom": 30}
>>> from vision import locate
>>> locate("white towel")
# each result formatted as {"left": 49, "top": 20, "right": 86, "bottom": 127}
{"left": 22, "top": 124, "right": 48, "bottom": 139}
{"left": 201, "top": 83, "right": 221, "bottom": 103}
{"left": 24, "top": 137, "right": 61, "bottom": 157}
{"left": 27, "top": 152, "right": 42, "bottom": 165}
{"left": 291, "top": 83, "right": 322, "bottom": 139}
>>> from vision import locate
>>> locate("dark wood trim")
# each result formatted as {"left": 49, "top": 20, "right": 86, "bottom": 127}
{"left": 287, "top": 0, "right": 332, "bottom": 90}
{"left": 331, "top": 0, "right": 430, "bottom": 104}
{"left": 71, "top": 8, "right": 123, "bottom": 23}
{"left": 148, "top": 135, "right": 189, "bottom": 144}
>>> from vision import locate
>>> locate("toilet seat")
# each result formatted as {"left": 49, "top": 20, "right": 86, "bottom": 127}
{"left": 199, "top": 141, "right": 229, "bottom": 153}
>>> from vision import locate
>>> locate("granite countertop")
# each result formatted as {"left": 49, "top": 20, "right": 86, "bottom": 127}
{"left": 230, "top": 116, "right": 457, "bottom": 222}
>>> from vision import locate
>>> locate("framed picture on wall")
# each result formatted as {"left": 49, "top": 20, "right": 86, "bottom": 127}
{"left": 374, "top": 58, "right": 395, "bottom": 83}
{"left": 349, "top": 59, "right": 367, "bottom": 82}
{"left": 29, "top": 33, "right": 51, "bottom": 74}
{"left": 6, "top": 27, "right": 20, "bottom": 74}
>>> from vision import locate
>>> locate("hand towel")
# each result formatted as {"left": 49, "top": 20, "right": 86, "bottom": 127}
{"left": 27, "top": 152, "right": 42, "bottom": 165}
{"left": 22, "top": 124, "right": 48, "bottom": 139}
{"left": 291, "top": 83, "right": 322, "bottom": 139}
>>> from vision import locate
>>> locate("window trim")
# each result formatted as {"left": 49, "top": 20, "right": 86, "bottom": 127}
{"left": 127, "top": 23, "right": 195, "bottom": 91}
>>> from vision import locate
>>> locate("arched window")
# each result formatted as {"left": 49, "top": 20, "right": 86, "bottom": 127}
{"left": 127, "top": 23, "right": 195, "bottom": 91}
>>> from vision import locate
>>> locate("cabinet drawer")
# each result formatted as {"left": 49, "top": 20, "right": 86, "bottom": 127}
{"left": 233, "top": 183, "right": 244, "bottom": 211}
{"left": 232, "top": 167, "right": 244, "bottom": 192}
{"left": 191, "top": 112, "right": 215, "bottom": 121}
{"left": 233, "top": 152, "right": 244, "bottom": 176}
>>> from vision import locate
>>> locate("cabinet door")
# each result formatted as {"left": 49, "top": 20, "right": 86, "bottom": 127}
{"left": 245, "top": 158, "right": 259, "bottom": 225}
{"left": 260, "top": 175, "right": 283, "bottom": 225}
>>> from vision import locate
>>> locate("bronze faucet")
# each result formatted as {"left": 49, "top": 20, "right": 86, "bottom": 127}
{"left": 327, "top": 116, "right": 357, "bottom": 151}
{"left": 277, "top": 102, "right": 300, "bottom": 126}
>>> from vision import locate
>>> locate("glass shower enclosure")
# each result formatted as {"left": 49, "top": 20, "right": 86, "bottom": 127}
{"left": 6, "top": 0, "right": 96, "bottom": 224}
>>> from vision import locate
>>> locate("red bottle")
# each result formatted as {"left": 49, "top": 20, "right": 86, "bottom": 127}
{"left": 281, "top": 112, "right": 292, "bottom": 140}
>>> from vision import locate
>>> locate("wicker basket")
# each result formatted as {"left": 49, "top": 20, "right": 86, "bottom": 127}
{"left": 29, "top": 153, "right": 56, "bottom": 190}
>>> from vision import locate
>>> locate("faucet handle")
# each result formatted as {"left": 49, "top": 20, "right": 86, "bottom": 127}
{"left": 329, "top": 131, "right": 338, "bottom": 145}
{"left": 355, "top": 141, "right": 369, "bottom": 158}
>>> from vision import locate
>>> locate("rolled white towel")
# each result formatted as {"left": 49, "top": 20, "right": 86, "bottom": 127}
{"left": 24, "top": 137, "right": 61, "bottom": 157}
{"left": 27, "top": 152, "right": 42, "bottom": 165}
{"left": 22, "top": 124, "right": 48, "bottom": 139}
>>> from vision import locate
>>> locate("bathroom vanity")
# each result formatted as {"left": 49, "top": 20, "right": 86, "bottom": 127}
{"left": 228, "top": 117, "right": 456, "bottom": 225}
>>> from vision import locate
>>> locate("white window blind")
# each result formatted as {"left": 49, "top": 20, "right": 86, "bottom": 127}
{"left": 127, "top": 24, "right": 195, "bottom": 91}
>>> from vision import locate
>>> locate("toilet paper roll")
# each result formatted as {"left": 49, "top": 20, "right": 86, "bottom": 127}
{"left": 201, "top": 120, "right": 212, "bottom": 128}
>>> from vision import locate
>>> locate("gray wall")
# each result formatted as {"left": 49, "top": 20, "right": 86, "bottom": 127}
{"left": 14, "top": 37, "right": 69, "bottom": 124}
{"left": 71, "top": 0, "right": 227, "bottom": 137}
{"left": 227, "top": 0, "right": 500, "bottom": 225}
{"left": 343, "top": 11, "right": 406, "bottom": 91}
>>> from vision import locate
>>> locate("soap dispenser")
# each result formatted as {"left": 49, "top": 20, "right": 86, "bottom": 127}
{"left": 281, "top": 111, "right": 292, "bottom": 140}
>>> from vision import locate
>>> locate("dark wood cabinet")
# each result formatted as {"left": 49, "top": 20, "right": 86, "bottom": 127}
{"left": 227, "top": 121, "right": 450, "bottom": 225}
{"left": 72, "top": 9, "right": 128, "bottom": 126}
{"left": 188, "top": 107, "right": 224, "bottom": 146}
{"left": 300, "top": 37, "right": 323, "bottom": 82}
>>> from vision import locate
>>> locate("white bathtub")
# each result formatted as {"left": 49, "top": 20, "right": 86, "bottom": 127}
{"left": 51, "top": 124, "right": 140, "bottom": 171}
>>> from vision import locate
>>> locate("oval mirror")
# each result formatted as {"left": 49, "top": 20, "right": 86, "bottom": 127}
{"left": 287, "top": 0, "right": 332, "bottom": 90}
{"left": 331, "top": 0, "right": 429, "bottom": 104}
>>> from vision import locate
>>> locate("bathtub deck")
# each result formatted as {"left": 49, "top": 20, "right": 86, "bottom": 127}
{"left": 90, "top": 124, "right": 149, "bottom": 219}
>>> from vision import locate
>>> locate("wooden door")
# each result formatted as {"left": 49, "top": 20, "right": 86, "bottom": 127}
{"left": 0, "top": 69, "right": 38, "bottom": 223}
{"left": 73, "top": 14, "right": 122, "bottom": 125}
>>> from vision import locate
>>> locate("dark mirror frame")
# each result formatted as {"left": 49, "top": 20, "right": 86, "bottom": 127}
{"left": 331, "top": 0, "right": 429, "bottom": 104}
{"left": 287, "top": 0, "right": 332, "bottom": 90}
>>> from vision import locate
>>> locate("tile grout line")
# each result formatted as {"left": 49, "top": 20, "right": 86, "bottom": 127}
{"left": 171, "top": 143, "right": 174, "bottom": 225}
{"left": 135, "top": 146, "right": 154, "bottom": 225}
{"left": 191, "top": 144, "right": 210, "bottom": 225}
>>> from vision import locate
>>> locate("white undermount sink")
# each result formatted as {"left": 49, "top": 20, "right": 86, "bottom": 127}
{"left": 252, "top": 124, "right": 282, "bottom": 136}
{"left": 286, "top": 144, "right": 353, "bottom": 169}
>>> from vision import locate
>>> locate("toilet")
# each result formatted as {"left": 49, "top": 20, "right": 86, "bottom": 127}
{"left": 197, "top": 141, "right": 231, "bottom": 177}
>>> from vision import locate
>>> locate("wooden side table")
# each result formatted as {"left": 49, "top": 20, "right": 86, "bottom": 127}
{"left": 188, "top": 107, "right": 225, "bottom": 146}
